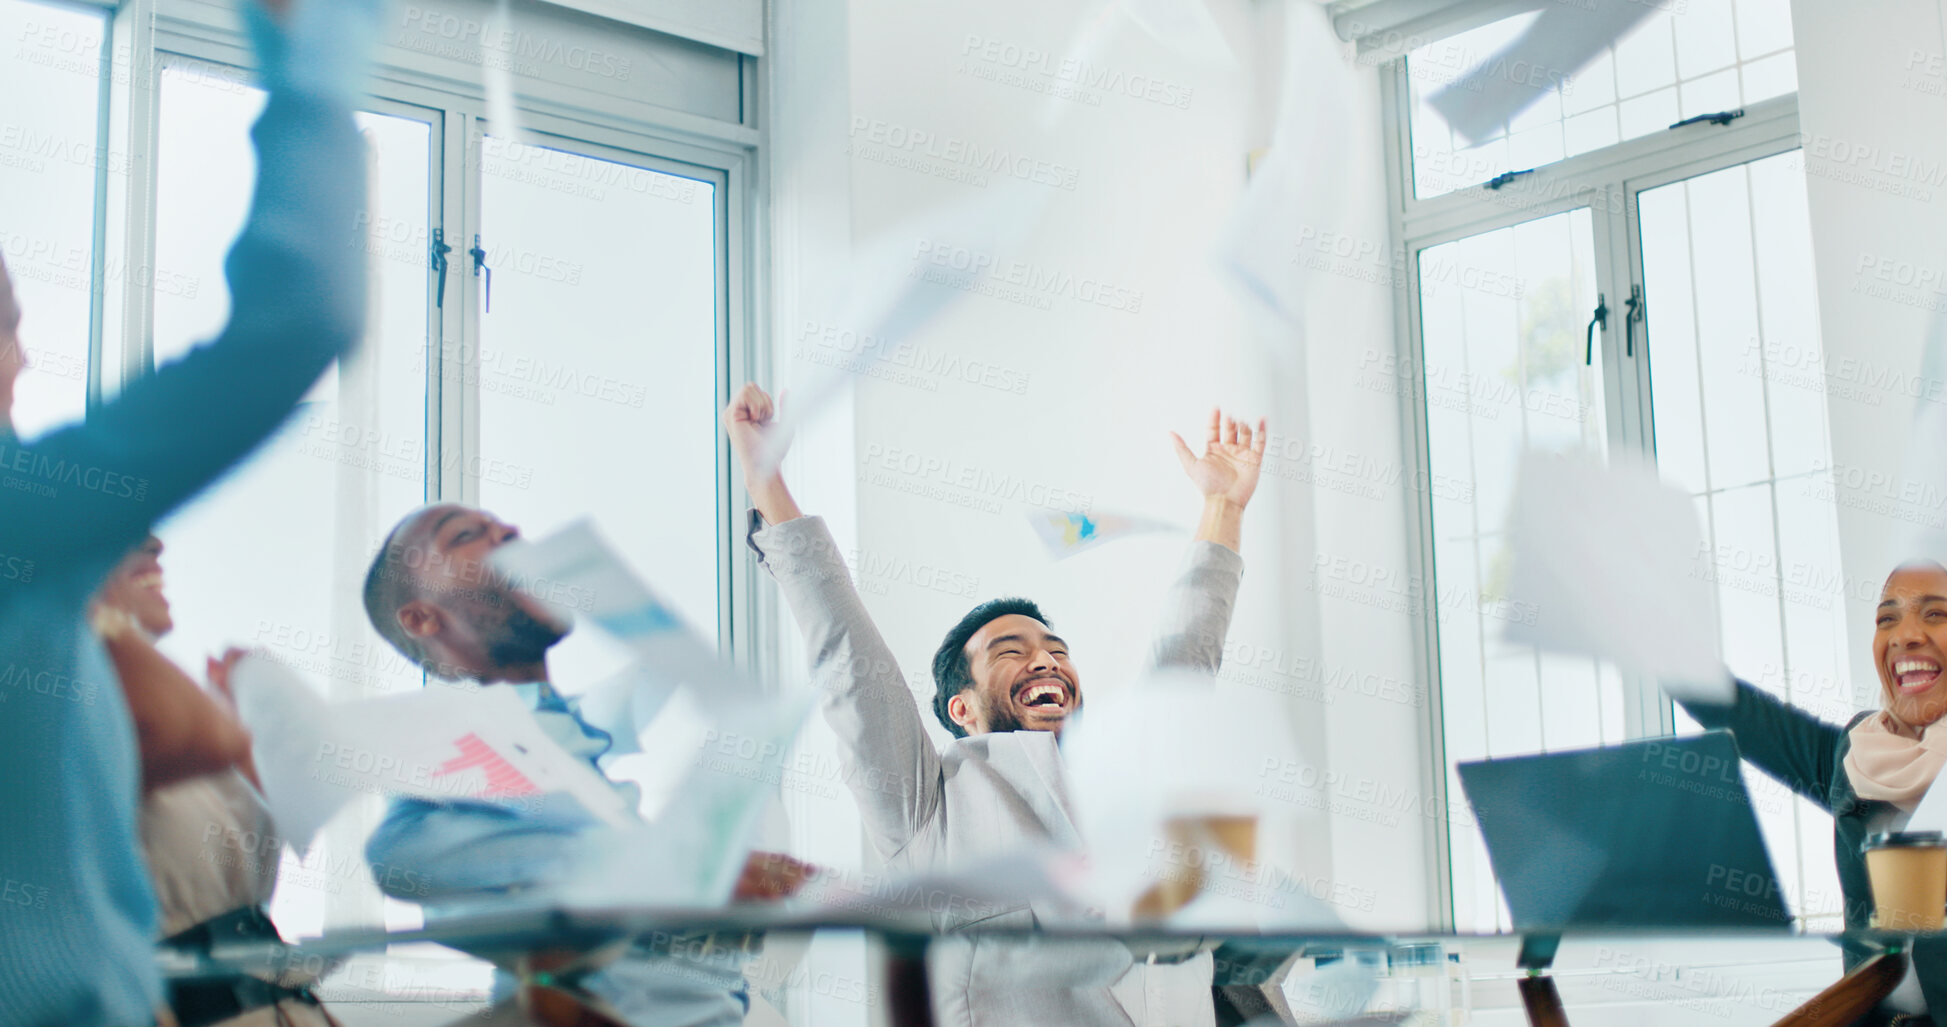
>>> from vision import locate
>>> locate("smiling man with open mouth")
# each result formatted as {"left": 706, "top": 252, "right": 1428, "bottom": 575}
{"left": 930, "top": 599, "right": 1080, "bottom": 737}
{"left": 728, "top": 382, "right": 1265, "bottom": 1027}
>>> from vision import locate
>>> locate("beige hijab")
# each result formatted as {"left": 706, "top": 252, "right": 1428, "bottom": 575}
{"left": 1845, "top": 710, "right": 1947, "bottom": 811}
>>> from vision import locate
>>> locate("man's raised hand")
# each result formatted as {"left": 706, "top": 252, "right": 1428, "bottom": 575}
{"left": 1172, "top": 408, "right": 1268, "bottom": 509}
{"left": 723, "top": 382, "right": 782, "bottom": 471}
{"left": 1170, "top": 408, "right": 1266, "bottom": 553}
{"left": 723, "top": 382, "right": 803, "bottom": 524}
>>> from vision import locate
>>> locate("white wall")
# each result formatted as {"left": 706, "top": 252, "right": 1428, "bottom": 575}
{"left": 1791, "top": 0, "right": 1947, "bottom": 707}
{"left": 767, "top": 0, "right": 1427, "bottom": 952}
{"left": 762, "top": 0, "right": 875, "bottom": 1022}
{"left": 1277, "top": 6, "right": 1436, "bottom": 931}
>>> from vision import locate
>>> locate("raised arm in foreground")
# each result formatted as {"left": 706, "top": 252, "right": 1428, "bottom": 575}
{"left": 727, "top": 383, "right": 944, "bottom": 859}
{"left": 0, "top": 0, "right": 379, "bottom": 597}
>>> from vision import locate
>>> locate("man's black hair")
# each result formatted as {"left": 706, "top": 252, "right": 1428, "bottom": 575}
{"left": 363, "top": 514, "right": 434, "bottom": 675}
{"left": 930, "top": 597, "right": 1050, "bottom": 737}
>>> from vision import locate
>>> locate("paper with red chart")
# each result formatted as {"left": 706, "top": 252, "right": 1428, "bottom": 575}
{"left": 230, "top": 655, "right": 633, "bottom": 854}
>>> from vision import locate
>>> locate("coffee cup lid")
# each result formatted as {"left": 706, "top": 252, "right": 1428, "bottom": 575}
{"left": 1863, "top": 831, "right": 1947, "bottom": 850}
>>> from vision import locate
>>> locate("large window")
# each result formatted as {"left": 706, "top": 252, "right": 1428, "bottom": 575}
{"left": 1643, "top": 152, "right": 1849, "bottom": 930}
{"left": 141, "top": 67, "right": 736, "bottom": 946}
{"left": 1418, "top": 208, "right": 1627, "bottom": 931}
{"left": 473, "top": 132, "right": 724, "bottom": 668}
{"left": 1389, "top": 11, "right": 1846, "bottom": 932}
{"left": 149, "top": 59, "right": 440, "bottom": 938}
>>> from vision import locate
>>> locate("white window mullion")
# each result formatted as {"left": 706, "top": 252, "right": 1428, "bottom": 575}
{"left": 451, "top": 113, "right": 486, "bottom": 510}
{"left": 95, "top": 0, "right": 162, "bottom": 407}
{"left": 424, "top": 106, "right": 462, "bottom": 507}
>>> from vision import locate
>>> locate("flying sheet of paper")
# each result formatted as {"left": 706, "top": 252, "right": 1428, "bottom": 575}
{"left": 1503, "top": 452, "right": 1732, "bottom": 703}
{"left": 1215, "top": 3, "right": 1350, "bottom": 328}
{"left": 1062, "top": 670, "right": 1322, "bottom": 928}
{"left": 552, "top": 689, "right": 815, "bottom": 908}
{"left": 1029, "top": 510, "right": 1179, "bottom": 560}
{"left": 229, "top": 656, "right": 348, "bottom": 851}
{"left": 1908, "top": 767, "right": 1947, "bottom": 834}
{"left": 1427, "top": 1, "right": 1659, "bottom": 147}
{"left": 1895, "top": 310, "right": 1947, "bottom": 570}
{"left": 563, "top": 663, "right": 678, "bottom": 758}
{"left": 231, "top": 655, "right": 634, "bottom": 852}
{"left": 783, "top": 851, "right": 1077, "bottom": 925}
{"left": 760, "top": 185, "right": 1055, "bottom": 475}
{"left": 493, "top": 521, "right": 760, "bottom": 705}
{"left": 493, "top": 521, "right": 816, "bottom": 906}
{"left": 1119, "top": 0, "right": 1235, "bottom": 68}
{"left": 481, "top": 0, "right": 532, "bottom": 149}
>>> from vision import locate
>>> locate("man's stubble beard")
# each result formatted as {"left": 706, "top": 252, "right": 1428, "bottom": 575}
{"left": 479, "top": 600, "right": 568, "bottom": 668}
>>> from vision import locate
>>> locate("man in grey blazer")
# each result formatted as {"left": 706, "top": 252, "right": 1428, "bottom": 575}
{"left": 725, "top": 383, "right": 1264, "bottom": 1027}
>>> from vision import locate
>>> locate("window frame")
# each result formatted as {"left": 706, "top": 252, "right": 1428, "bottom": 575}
{"left": 1381, "top": 55, "right": 1809, "bottom": 928}
{"left": 85, "top": 0, "right": 767, "bottom": 662}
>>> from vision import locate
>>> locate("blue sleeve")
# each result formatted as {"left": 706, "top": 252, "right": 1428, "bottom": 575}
{"left": 0, "top": 84, "right": 367, "bottom": 602}
{"left": 366, "top": 796, "right": 605, "bottom": 902}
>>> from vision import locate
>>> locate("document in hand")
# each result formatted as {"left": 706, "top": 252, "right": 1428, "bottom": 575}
{"left": 1503, "top": 451, "right": 1733, "bottom": 704}
{"left": 229, "top": 655, "right": 634, "bottom": 853}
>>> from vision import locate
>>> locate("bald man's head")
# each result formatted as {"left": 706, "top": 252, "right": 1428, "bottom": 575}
{"left": 363, "top": 504, "right": 565, "bottom": 683}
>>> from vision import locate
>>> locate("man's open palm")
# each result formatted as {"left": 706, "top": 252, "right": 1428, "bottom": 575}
{"left": 1171, "top": 408, "right": 1267, "bottom": 508}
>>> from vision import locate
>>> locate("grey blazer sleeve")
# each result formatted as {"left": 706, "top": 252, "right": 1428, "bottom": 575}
{"left": 748, "top": 513, "right": 944, "bottom": 859}
{"left": 1149, "top": 541, "right": 1246, "bottom": 673}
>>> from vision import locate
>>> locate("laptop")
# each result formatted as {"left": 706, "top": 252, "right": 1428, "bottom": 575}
{"left": 1455, "top": 731, "right": 1792, "bottom": 930}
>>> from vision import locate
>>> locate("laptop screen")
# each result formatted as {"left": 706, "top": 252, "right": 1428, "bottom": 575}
{"left": 1456, "top": 731, "right": 1792, "bottom": 930}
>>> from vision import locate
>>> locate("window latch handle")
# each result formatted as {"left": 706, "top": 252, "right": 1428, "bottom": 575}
{"left": 1669, "top": 109, "right": 1744, "bottom": 130}
{"left": 1585, "top": 294, "right": 1609, "bottom": 365}
{"left": 470, "top": 233, "right": 491, "bottom": 313}
{"left": 1484, "top": 168, "right": 1534, "bottom": 191}
{"left": 1624, "top": 284, "right": 1644, "bottom": 357}
{"left": 429, "top": 228, "right": 453, "bottom": 309}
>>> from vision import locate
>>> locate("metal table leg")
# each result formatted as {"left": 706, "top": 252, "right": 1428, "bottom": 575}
{"left": 883, "top": 933, "right": 935, "bottom": 1027}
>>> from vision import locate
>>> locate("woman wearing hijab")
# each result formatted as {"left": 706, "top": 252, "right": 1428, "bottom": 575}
{"left": 1679, "top": 560, "right": 1947, "bottom": 1026}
